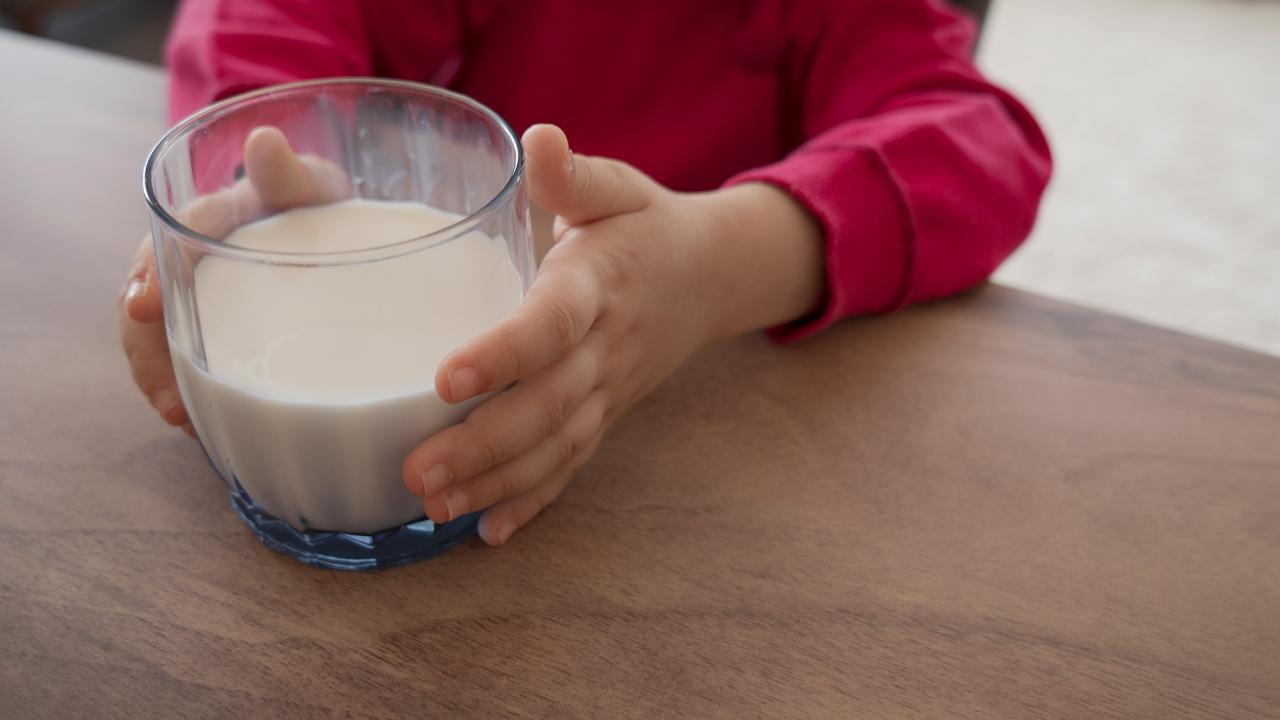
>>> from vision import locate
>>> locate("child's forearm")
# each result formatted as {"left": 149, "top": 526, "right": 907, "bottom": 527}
{"left": 692, "top": 183, "right": 826, "bottom": 340}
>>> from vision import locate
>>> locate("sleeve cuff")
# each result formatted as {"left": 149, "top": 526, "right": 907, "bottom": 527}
{"left": 724, "top": 145, "right": 912, "bottom": 343}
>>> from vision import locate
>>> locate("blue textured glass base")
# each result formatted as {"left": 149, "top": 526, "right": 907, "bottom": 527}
{"left": 228, "top": 481, "right": 478, "bottom": 571}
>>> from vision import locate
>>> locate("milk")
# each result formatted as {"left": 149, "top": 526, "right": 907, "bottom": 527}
{"left": 171, "top": 199, "right": 523, "bottom": 534}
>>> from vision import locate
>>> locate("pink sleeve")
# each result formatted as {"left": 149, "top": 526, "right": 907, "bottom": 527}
{"left": 726, "top": 0, "right": 1053, "bottom": 342}
{"left": 165, "top": 0, "right": 373, "bottom": 122}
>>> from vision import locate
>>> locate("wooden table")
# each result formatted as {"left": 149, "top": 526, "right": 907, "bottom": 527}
{"left": 2, "top": 32, "right": 1279, "bottom": 719}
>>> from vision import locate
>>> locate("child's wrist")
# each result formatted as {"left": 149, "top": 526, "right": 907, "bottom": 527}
{"left": 693, "top": 183, "right": 825, "bottom": 340}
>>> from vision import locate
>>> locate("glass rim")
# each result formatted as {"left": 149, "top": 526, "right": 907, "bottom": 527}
{"left": 142, "top": 77, "right": 524, "bottom": 266}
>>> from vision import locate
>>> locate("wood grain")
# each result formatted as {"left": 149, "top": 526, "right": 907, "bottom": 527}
{"left": 2, "top": 31, "right": 1279, "bottom": 720}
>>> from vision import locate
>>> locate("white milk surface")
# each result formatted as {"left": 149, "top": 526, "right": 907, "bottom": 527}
{"left": 171, "top": 199, "right": 522, "bottom": 534}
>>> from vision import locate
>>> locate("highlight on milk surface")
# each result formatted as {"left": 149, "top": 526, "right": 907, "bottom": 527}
{"left": 144, "top": 78, "right": 536, "bottom": 570}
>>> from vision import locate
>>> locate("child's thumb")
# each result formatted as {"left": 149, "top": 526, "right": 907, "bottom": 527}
{"left": 522, "top": 123, "right": 653, "bottom": 226}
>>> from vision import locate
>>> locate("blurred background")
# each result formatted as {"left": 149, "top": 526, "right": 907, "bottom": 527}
{"left": 3, "top": 0, "right": 1276, "bottom": 356}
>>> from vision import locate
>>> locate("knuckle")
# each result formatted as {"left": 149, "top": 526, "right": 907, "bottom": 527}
{"left": 556, "top": 431, "right": 580, "bottom": 465}
{"left": 134, "top": 372, "right": 166, "bottom": 400}
{"left": 574, "top": 159, "right": 599, "bottom": 202}
{"left": 121, "top": 336, "right": 143, "bottom": 365}
{"left": 589, "top": 246, "right": 627, "bottom": 293}
{"left": 125, "top": 349, "right": 162, "bottom": 392}
{"left": 496, "top": 328, "right": 526, "bottom": 381}
{"left": 555, "top": 232, "right": 629, "bottom": 296}
{"left": 459, "top": 418, "right": 500, "bottom": 471}
{"left": 559, "top": 404, "right": 600, "bottom": 464}
{"left": 546, "top": 298, "right": 581, "bottom": 351}
{"left": 495, "top": 472, "right": 517, "bottom": 503}
{"left": 132, "top": 374, "right": 158, "bottom": 397}
{"left": 583, "top": 341, "right": 607, "bottom": 389}
{"left": 584, "top": 393, "right": 607, "bottom": 429}
{"left": 606, "top": 161, "right": 652, "bottom": 205}
{"left": 599, "top": 172, "right": 625, "bottom": 212}
{"left": 540, "top": 388, "right": 574, "bottom": 434}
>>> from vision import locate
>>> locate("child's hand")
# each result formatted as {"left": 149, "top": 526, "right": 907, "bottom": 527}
{"left": 123, "top": 123, "right": 822, "bottom": 549}
{"left": 403, "top": 124, "right": 824, "bottom": 545}
{"left": 118, "top": 128, "right": 350, "bottom": 430}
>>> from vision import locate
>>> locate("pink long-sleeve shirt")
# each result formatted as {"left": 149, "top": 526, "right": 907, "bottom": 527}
{"left": 167, "top": 0, "right": 1052, "bottom": 340}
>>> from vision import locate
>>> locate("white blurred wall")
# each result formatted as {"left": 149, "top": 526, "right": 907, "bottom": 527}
{"left": 983, "top": 0, "right": 1280, "bottom": 356}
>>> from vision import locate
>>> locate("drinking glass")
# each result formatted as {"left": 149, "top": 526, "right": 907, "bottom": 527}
{"left": 143, "top": 79, "right": 535, "bottom": 570}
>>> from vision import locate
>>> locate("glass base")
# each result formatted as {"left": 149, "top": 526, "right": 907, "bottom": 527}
{"left": 228, "top": 480, "right": 478, "bottom": 571}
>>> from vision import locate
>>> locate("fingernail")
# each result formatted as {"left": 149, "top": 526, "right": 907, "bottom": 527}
{"left": 564, "top": 150, "right": 574, "bottom": 176}
{"left": 447, "top": 366, "right": 481, "bottom": 402}
{"left": 420, "top": 463, "right": 453, "bottom": 494}
{"left": 124, "top": 279, "right": 145, "bottom": 306}
{"left": 498, "top": 522, "right": 516, "bottom": 545}
{"left": 443, "top": 490, "right": 464, "bottom": 522}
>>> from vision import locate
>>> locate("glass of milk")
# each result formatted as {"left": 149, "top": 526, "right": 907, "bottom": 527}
{"left": 143, "top": 79, "right": 535, "bottom": 570}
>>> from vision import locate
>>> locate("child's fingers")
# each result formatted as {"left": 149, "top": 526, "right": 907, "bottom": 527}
{"left": 403, "top": 333, "right": 602, "bottom": 496}
{"left": 434, "top": 253, "right": 603, "bottom": 403}
{"left": 244, "top": 126, "right": 352, "bottom": 211}
{"left": 119, "top": 236, "right": 186, "bottom": 426}
{"left": 158, "top": 127, "right": 349, "bottom": 246}
{"left": 475, "top": 433, "right": 602, "bottom": 546}
{"left": 296, "top": 153, "right": 354, "bottom": 204}
{"left": 430, "top": 390, "right": 606, "bottom": 523}
{"left": 420, "top": 431, "right": 563, "bottom": 524}
{"left": 179, "top": 180, "right": 264, "bottom": 239}
{"left": 522, "top": 123, "right": 653, "bottom": 226}
{"left": 119, "top": 310, "right": 187, "bottom": 426}
{"left": 176, "top": 126, "right": 349, "bottom": 240}
{"left": 122, "top": 236, "right": 163, "bottom": 325}
{"left": 475, "top": 467, "right": 572, "bottom": 545}
{"left": 120, "top": 126, "right": 352, "bottom": 434}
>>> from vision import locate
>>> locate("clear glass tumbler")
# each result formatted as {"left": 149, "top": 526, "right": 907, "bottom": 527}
{"left": 143, "top": 79, "right": 535, "bottom": 570}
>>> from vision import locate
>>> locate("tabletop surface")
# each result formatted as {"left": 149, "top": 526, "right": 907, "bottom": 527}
{"left": 2, "top": 31, "right": 1279, "bottom": 720}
